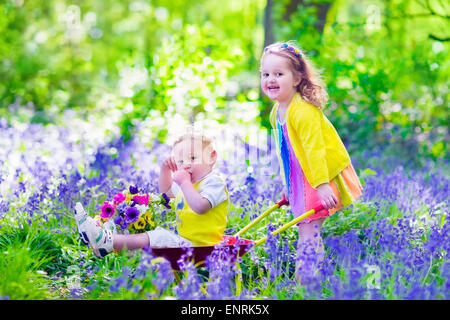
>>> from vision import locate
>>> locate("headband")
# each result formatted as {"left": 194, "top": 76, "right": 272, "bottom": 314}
{"left": 264, "top": 43, "right": 303, "bottom": 59}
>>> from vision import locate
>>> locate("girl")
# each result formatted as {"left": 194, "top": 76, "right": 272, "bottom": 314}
{"left": 260, "top": 41, "right": 363, "bottom": 283}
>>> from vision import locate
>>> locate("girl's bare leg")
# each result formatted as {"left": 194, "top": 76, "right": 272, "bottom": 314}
{"left": 113, "top": 233, "right": 149, "bottom": 251}
{"left": 295, "top": 218, "right": 325, "bottom": 283}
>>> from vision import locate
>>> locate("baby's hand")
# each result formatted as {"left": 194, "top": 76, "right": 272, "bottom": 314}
{"left": 162, "top": 156, "right": 178, "bottom": 172}
{"left": 172, "top": 169, "right": 192, "bottom": 186}
{"left": 317, "top": 183, "right": 338, "bottom": 209}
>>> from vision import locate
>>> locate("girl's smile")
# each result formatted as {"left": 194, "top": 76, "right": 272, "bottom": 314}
{"left": 267, "top": 84, "right": 281, "bottom": 96}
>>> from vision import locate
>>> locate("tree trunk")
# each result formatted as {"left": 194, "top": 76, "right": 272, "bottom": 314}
{"left": 264, "top": 0, "right": 274, "bottom": 48}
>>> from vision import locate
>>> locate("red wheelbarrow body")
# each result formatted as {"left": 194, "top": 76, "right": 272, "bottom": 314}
{"left": 149, "top": 198, "right": 323, "bottom": 272}
{"left": 151, "top": 236, "right": 254, "bottom": 271}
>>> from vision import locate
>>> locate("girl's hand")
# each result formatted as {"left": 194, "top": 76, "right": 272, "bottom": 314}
{"left": 172, "top": 169, "right": 192, "bottom": 186}
{"left": 317, "top": 183, "right": 338, "bottom": 209}
{"left": 162, "top": 156, "right": 178, "bottom": 172}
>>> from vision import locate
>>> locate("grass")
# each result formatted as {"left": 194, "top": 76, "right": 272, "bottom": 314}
{"left": 0, "top": 231, "right": 56, "bottom": 299}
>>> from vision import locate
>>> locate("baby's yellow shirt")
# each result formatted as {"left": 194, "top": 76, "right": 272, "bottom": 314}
{"left": 174, "top": 174, "right": 229, "bottom": 246}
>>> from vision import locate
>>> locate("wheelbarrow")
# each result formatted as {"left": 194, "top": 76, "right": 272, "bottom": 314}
{"left": 151, "top": 197, "right": 325, "bottom": 275}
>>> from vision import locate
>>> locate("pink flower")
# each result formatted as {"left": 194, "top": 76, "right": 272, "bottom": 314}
{"left": 132, "top": 194, "right": 149, "bottom": 206}
{"left": 100, "top": 202, "right": 116, "bottom": 219}
{"left": 113, "top": 192, "right": 126, "bottom": 205}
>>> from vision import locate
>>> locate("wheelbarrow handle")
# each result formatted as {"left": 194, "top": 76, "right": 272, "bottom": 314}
{"left": 253, "top": 204, "right": 325, "bottom": 247}
{"left": 234, "top": 197, "right": 289, "bottom": 237}
{"left": 276, "top": 195, "right": 289, "bottom": 207}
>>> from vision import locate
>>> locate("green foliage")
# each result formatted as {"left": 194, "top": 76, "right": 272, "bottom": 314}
{"left": 0, "top": 220, "right": 73, "bottom": 274}
{"left": 0, "top": 222, "right": 62, "bottom": 299}
{"left": 1, "top": 0, "right": 448, "bottom": 161}
{"left": 0, "top": 0, "right": 265, "bottom": 142}
{"left": 0, "top": 244, "right": 54, "bottom": 299}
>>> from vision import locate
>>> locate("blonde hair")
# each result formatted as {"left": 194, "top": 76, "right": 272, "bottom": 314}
{"left": 172, "top": 131, "right": 214, "bottom": 151}
{"left": 261, "top": 41, "right": 328, "bottom": 109}
{"left": 172, "top": 131, "right": 215, "bottom": 165}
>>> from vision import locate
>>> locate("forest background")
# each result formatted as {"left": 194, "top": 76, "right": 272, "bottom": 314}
{"left": 1, "top": 0, "right": 448, "bottom": 165}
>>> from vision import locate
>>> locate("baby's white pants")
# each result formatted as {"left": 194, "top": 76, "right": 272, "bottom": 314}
{"left": 145, "top": 227, "right": 192, "bottom": 248}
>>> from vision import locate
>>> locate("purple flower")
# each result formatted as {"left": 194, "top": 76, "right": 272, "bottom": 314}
{"left": 161, "top": 193, "right": 171, "bottom": 209}
{"left": 129, "top": 185, "right": 139, "bottom": 194}
{"left": 173, "top": 260, "right": 203, "bottom": 299}
{"left": 116, "top": 202, "right": 127, "bottom": 215}
{"left": 0, "top": 198, "right": 9, "bottom": 216}
{"left": 153, "top": 260, "right": 175, "bottom": 293}
{"left": 124, "top": 206, "right": 140, "bottom": 223}
{"left": 114, "top": 215, "right": 128, "bottom": 230}
{"left": 109, "top": 267, "right": 132, "bottom": 293}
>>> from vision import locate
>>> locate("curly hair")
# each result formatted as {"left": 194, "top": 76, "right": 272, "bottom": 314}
{"left": 261, "top": 41, "right": 328, "bottom": 109}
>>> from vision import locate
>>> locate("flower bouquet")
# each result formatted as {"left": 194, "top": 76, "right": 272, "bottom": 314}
{"left": 94, "top": 185, "right": 171, "bottom": 234}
